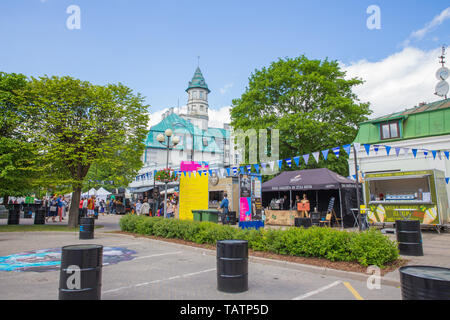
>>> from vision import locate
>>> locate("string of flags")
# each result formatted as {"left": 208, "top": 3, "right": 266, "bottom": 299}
{"left": 89, "top": 180, "right": 115, "bottom": 184}
{"left": 136, "top": 143, "right": 450, "bottom": 184}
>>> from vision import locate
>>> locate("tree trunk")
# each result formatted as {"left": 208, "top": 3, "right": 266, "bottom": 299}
{"left": 68, "top": 187, "right": 81, "bottom": 228}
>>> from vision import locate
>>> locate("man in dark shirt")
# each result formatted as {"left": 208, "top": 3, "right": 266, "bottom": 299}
{"left": 282, "top": 195, "right": 290, "bottom": 210}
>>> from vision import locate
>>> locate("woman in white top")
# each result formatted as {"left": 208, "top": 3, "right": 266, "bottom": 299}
{"left": 135, "top": 200, "right": 142, "bottom": 216}
{"left": 139, "top": 199, "right": 150, "bottom": 216}
{"left": 166, "top": 200, "right": 174, "bottom": 218}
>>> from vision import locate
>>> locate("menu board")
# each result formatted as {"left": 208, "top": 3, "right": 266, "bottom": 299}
{"left": 239, "top": 174, "right": 262, "bottom": 221}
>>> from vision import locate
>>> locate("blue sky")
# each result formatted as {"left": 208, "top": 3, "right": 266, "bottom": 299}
{"left": 0, "top": 1, "right": 449, "bottom": 121}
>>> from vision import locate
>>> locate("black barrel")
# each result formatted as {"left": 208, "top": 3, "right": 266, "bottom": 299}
{"left": 79, "top": 217, "right": 95, "bottom": 240}
{"left": 396, "top": 220, "right": 423, "bottom": 256}
{"left": 217, "top": 240, "right": 248, "bottom": 293}
{"left": 400, "top": 265, "right": 450, "bottom": 300}
{"left": 295, "top": 217, "right": 312, "bottom": 228}
{"left": 34, "top": 208, "right": 46, "bottom": 225}
{"left": 7, "top": 207, "right": 20, "bottom": 225}
{"left": 59, "top": 244, "right": 103, "bottom": 300}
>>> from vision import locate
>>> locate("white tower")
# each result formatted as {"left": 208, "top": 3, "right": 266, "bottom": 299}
{"left": 185, "top": 67, "right": 210, "bottom": 131}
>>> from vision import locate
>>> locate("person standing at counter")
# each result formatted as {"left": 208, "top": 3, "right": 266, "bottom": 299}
{"left": 282, "top": 195, "right": 290, "bottom": 210}
{"left": 300, "top": 194, "right": 310, "bottom": 218}
{"left": 294, "top": 194, "right": 302, "bottom": 217}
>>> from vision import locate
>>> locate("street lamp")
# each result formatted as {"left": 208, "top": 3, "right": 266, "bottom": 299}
{"left": 157, "top": 129, "right": 179, "bottom": 218}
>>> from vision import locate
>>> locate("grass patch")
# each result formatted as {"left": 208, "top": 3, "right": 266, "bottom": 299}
{"left": 0, "top": 225, "right": 104, "bottom": 232}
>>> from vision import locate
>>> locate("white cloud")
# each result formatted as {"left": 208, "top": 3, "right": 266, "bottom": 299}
{"left": 208, "top": 106, "right": 232, "bottom": 128}
{"left": 402, "top": 7, "right": 450, "bottom": 47}
{"left": 341, "top": 46, "right": 443, "bottom": 118}
{"left": 219, "top": 83, "right": 234, "bottom": 94}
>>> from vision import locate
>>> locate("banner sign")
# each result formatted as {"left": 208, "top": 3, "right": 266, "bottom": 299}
{"left": 239, "top": 197, "right": 252, "bottom": 222}
{"left": 179, "top": 171, "right": 208, "bottom": 221}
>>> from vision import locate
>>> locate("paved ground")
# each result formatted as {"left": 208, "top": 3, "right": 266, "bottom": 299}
{"left": 0, "top": 214, "right": 448, "bottom": 300}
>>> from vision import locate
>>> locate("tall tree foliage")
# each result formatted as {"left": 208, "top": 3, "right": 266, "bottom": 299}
{"left": 0, "top": 72, "right": 39, "bottom": 201}
{"left": 19, "top": 76, "right": 149, "bottom": 226}
{"left": 230, "top": 55, "right": 371, "bottom": 176}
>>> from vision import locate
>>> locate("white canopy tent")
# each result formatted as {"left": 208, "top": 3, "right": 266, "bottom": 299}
{"left": 96, "top": 187, "right": 112, "bottom": 202}
{"left": 81, "top": 188, "right": 97, "bottom": 199}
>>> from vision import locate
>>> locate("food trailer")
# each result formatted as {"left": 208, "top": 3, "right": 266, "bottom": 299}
{"left": 208, "top": 175, "right": 239, "bottom": 214}
{"left": 364, "top": 170, "right": 449, "bottom": 229}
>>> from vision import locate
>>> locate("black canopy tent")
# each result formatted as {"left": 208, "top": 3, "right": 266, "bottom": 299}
{"left": 262, "top": 168, "right": 361, "bottom": 228}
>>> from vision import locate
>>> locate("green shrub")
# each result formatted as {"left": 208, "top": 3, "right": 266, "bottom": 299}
{"left": 119, "top": 216, "right": 399, "bottom": 267}
{"left": 348, "top": 228, "right": 399, "bottom": 267}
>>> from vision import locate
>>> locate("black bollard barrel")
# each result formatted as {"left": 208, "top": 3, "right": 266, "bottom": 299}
{"left": 34, "top": 208, "right": 46, "bottom": 225}
{"left": 399, "top": 265, "right": 450, "bottom": 300}
{"left": 7, "top": 207, "right": 20, "bottom": 225}
{"left": 295, "top": 217, "right": 312, "bottom": 228}
{"left": 217, "top": 240, "right": 248, "bottom": 293}
{"left": 79, "top": 217, "right": 95, "bottom": 240}
{"left": 59, "top": 244, "right": 103, "bottom": 300}
{"left": 396, "top": 220, "right": 423, "bottom": 256}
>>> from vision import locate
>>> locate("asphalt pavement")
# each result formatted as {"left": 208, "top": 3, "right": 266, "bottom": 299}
{"left": 0, "top": 214, "right": 448, "bottom": 300}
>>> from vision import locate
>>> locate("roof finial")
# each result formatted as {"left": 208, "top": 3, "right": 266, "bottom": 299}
{"left": 435, "top": 45, "right": 449, "bottom": 99}
{"left": 197, "top": 56, "right": 200, "bottom": 68}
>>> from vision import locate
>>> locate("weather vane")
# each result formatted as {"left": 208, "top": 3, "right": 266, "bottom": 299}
{"left": 435, "top": 45, "right": 449, "bottom": 99}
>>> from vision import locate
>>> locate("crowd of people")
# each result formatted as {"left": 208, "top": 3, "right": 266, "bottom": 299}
{"left": 132, "top": 195, "right": 178, "bottom": 218}
{"left": 7, "top": 192, "right": 180, "bottom": 220}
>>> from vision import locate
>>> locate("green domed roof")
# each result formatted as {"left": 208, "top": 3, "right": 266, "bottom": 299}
{"left": 186, "top": 67, "right": 210, "bottom": 93}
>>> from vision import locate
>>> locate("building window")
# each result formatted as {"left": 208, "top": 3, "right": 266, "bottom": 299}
{"left": 200, "top": 91, "right": 203, "bottom": 99}
{"left": 380, "top": 121, "right": 400, "bottom": 140}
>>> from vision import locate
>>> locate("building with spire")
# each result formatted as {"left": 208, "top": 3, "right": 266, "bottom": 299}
{"left": 129, "top": 66, "right": 237, "bottom": 193}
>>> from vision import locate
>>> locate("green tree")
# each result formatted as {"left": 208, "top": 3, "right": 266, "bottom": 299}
{"left": 230, "top": 55, "right": 371, "bottom": 177}
{"left": 0, "top": 72, "right": 39, "bottom": 202}
{"left": 19, "top": 76, "right": 149, "bottom": 227}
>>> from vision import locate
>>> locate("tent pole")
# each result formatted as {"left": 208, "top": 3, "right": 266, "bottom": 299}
{"left": 289, "top": 189, "right": 292, "bottom": 210}
{"left": 353, "top": 144, "right": 362, "bottom": 231}
{"left": 316, "top": 190, "right": 318, "bottom": 211}
{"left": 339, "top": 188, "right": 343, "bottom": 230}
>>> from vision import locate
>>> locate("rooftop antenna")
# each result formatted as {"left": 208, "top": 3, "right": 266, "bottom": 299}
{"left": 435, "top": 45, "right": 449, "bottom": 99}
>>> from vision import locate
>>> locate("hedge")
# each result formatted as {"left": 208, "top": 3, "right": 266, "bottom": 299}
{"left": 119, "top": 215, "right": 399, "bottom": 267}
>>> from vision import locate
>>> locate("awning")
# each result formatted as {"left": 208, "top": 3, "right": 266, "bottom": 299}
{"left": 262, "top": 168, "right": 357, "bottom": 192}
{"left": 131, "top": 186, "right": 154, "bottom": 193}
{"left": 365, "top": 174, "right": 430, "bottom": 181}
{"left": 160, "top": 188, "right": 176, "bottom": 195}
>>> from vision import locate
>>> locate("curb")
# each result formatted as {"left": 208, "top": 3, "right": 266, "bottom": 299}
{"left": 108, "top": 232, "right": 401, "bottom": 287}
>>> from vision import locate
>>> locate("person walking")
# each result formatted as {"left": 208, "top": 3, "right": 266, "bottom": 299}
{"left": 87, "top": 195, "right": 95, "bottom": 217}
{"left": 82, "top": 197, "right": 88, "bottom": 217}
{"left": 111, "top": 199, "right": 116, "bottom": 215}
{"left": 219, "top": 193, "right": 229, "bottom": 224}
{"left": 140, "top": 198, "right": 150, "bottom": 216}
{"left": 47, "top": 196, "right": 58, "bottom": 223}
{"left": 166, "top": 200, "right": 174, "bottom": 218}
{"left": 57, "top": 195, "right": 64, "bottom": 222}
{"left": 100, "top": 200, "right": 105, "bottom": 216}
{"left": 79, "top": 197, "right": 84, "bottom": 218}
{"left": 135, "top": 199, "right": 142, "bottom": 216}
